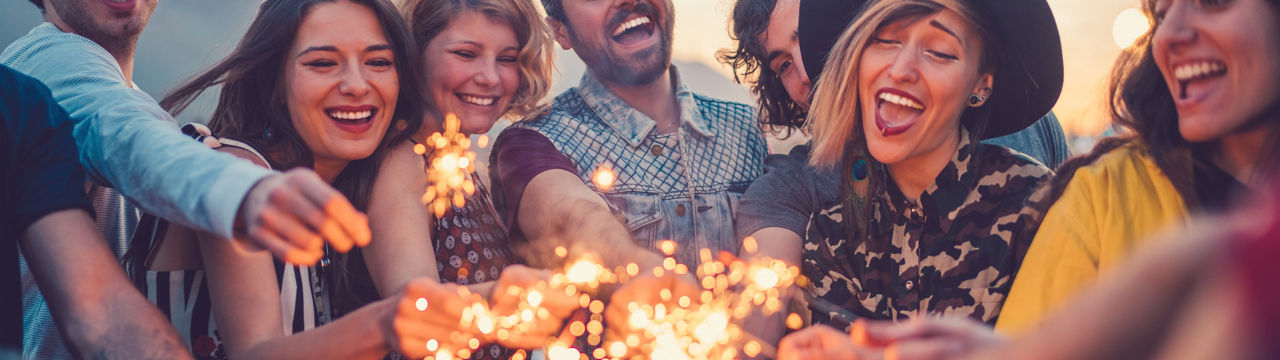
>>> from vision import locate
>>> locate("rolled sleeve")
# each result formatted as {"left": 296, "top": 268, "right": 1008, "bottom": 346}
{"left": 488, "top": 127, "right": 577, "bottom": 242}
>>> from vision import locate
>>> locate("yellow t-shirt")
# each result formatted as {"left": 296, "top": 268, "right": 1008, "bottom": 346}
{"left": 995, "top": 143, "right": 1190, "bottom": 334}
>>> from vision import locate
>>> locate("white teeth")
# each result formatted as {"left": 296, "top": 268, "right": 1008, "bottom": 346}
{"left": 460, "top": 95, "right": 495, "bottom": 106}
{"left": 327, "top": 109, "right": 372, "bottom": 120}
{"left": 613, "top": 16, "right": 652, "bottom": 37}
{"left": 1174, "top": 61, "right": 1226, "bottom": 81}
{"left": 878, "top": 92, "right": 924, "bottom": 110}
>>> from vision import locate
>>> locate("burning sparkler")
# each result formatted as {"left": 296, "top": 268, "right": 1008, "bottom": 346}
{"left": 418, "top": 114, "right": 479, "bottom": 217}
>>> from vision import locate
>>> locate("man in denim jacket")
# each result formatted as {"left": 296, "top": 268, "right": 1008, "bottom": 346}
{"left": 489, "top": 0, "right": 766, "bottom": 293}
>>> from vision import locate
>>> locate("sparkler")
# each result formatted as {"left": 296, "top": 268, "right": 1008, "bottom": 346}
{"left": 418, "top": 114, "right": 478, "bottom": 217}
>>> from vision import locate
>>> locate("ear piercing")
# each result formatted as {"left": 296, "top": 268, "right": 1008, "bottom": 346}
{"left": 968, "top": 94, "right": 988, "bottom": 106}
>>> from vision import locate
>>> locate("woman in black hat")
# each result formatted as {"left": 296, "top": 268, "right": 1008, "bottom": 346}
{"left": 793, "top": 0, "right": 1063, "bottom": 328}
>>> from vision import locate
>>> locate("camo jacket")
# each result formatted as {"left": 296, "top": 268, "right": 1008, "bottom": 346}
{"left": 805, "top": 132, "right": 1051, "bottom": 326}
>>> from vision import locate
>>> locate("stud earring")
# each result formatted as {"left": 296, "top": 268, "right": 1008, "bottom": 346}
{"left": 968, "top": 94, "right": 988, "bottom": 106}
{"left": 263, "top": 127, "right": 276, "bottom": 141}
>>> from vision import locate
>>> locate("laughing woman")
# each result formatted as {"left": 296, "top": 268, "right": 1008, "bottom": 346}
{"left": 132, "top": 0, "right": 490, "bottom": 358}
{"left": 997, "top": 0, "right": 1280, "bottom": 334}
{"left": 798, "top": 0, "right": 1063, "bottom": 326}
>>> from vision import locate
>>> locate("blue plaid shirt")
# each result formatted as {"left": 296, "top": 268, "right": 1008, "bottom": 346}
{"left": 507, "top": 68, "right": 767, "bottom": 267}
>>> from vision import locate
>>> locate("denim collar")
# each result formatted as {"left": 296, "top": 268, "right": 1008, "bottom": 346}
{"left": 575, "top": 65, "right": 716, "bottom": 147}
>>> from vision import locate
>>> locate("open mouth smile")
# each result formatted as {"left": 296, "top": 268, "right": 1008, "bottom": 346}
{"left": 874, "top": 89, "right": 925, "bottom": 136}
{"left": 1173, "top": 59, "right": 1227, "bottom": 103}
{"left": 326, "top": 105, "right": 377, "bottom": 133}
{"left": 611, "top": 15, "right": 656, "bottom": 45}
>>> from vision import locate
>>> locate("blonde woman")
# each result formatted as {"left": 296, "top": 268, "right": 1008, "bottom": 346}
{"left": 359, "top": 0, "right": 576, "bottom": 358}
{"left": 795, "top": 0, "right": 1062, "bottom": 327}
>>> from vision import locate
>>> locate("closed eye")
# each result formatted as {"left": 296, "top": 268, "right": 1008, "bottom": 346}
{"left": 926, "top": 50, "right": 959, "bottom": 61}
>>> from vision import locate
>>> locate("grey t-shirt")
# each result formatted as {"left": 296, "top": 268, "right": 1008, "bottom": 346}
{"left": 735, "top": 144, "right": 841, "bottom": 240}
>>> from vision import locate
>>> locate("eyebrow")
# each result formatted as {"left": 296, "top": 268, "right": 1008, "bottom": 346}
{"left": 296, "top": 44, "right": 393, "bottom": 58}
{"left": 929, "top": 20, "right": 963, "bottom": 45}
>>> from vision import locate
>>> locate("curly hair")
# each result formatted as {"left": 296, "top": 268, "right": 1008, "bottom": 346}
{"left": 403, "top": 0, "right": 555, "bottom": 119}
{"left": 717, "top": 0, "right": 808, "bottom": 136}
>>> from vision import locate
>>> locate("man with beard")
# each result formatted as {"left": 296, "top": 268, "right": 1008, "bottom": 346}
{"left": 488, "top": 0, "right": 766, "bottom": 354}
{"left": 490, "top": 0, "right": 766, "bottom": 276}
{"left": 4, "top": 1, "right": 373, "bottom": 358}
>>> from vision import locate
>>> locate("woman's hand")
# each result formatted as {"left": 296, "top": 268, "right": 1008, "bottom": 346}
{"left": 487, "top": 264, "right": 582, "bottom": 349}
{"left": 382, "top": 278, "right": 475, "bottom": 358}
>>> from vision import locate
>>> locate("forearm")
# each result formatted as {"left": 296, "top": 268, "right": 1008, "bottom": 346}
{"left": 232, "top": 298, "right": 392, "bottom": 360}
{"left": 64, "top": 291, "right": 192, "bottom": 360}
{"left": 22, "top": 210, "right": 191, "bottom": 360}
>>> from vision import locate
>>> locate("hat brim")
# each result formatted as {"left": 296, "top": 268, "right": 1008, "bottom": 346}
{"left": 798, "top": 0, "right": 1064, "bottom": 139}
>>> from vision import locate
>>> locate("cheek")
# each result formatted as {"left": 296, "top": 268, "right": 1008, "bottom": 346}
{"left": 501, "top": 67, "right": 521, "bottom": 97}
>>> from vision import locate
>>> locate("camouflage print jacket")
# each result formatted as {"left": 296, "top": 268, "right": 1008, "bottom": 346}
{"left": 805, "top": 132, "right": 1051, "bottom": 326}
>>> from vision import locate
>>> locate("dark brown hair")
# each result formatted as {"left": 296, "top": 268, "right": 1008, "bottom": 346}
{"left": 159, "top": 0, "right": 423, "bottom": 315}
{"left": 717, "top": 0, "right": 808, "bottom": 136}
{"left": 29, "top": 0, "right": 43, "bottom": 11}
{"left": 1034, "top": 0, "right": 1280, "bottom": 216}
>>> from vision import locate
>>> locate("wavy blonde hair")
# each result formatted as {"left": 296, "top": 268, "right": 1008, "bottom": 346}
{"left": 400, "top": 0, "right": 554, "bottom": 118}
{"left": 805, "top": 0, "right": 995, "bottom": 168}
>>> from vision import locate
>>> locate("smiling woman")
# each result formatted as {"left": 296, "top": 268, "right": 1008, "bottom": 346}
{"left": 798, "top": 0, "right": 1063, "bottom": 326}
{"left": 998, "top": 0, "right": 1280, "bottom": 333}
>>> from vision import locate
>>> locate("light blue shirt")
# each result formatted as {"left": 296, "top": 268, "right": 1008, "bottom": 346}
{"left": 2, "top": 23, "right": 271, "bottom": 239}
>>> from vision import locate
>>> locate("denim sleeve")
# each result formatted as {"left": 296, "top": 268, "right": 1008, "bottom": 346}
{"left": 2, "top": 28, "right": 271, "bottom": 239}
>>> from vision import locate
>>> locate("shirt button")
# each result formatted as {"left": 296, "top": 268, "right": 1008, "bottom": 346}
{"left": 904, "top": 280, "right": 914, "bottom": 290}
{"left": 676, "top": 204, "right": 687, "bottom": 216}
{"left": 651, "top": 144, "right": 664, "bottom": 156}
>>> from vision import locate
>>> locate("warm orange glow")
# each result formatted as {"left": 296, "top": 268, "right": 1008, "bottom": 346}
{"left": 592, "top": 165, "right": 616, "bottom": 191}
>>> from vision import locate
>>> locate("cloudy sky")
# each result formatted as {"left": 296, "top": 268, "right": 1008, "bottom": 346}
{"left": 2, "top": 0, "right": 1145, "bottom": 138}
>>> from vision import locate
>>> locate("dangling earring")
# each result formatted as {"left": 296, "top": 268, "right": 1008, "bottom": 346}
{"left": 852, "top": 158, "right": 869, "bottom": 182}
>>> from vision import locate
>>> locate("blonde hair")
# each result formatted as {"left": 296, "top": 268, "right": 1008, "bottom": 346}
{"left": 805, "top": 0, "right": 995, "bottom": 168}
{"left": 400, "top": 0, "right": 554, "bottom": 118}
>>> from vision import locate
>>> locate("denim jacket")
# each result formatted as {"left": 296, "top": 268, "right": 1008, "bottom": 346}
{"left": 509, "top": 68, "right": 767, "bottom": 267}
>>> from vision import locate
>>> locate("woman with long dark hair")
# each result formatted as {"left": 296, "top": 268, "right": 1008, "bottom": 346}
{"left": 997, "top": 0, "right": 1280, "bottom": 334}
{"left": 130, "top": 0, "right": 475, "bottom": 358}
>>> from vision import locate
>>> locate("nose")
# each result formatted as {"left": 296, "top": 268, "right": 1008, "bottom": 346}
{"left": 886, "top": 47, "right": 920, "bottom": 84}
{"left": 1155, "top": 4, "right": 1197, "bottom": 53}
{"left": 338, "top": 64, "right": 371, "bottom": 98}
{"left": 473, "top": 58, "right": 499, "bottom": 88}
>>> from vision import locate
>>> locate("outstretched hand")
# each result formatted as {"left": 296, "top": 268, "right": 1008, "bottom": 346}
{"left": 236, "top": 168, "right": 371, "bottom": 265}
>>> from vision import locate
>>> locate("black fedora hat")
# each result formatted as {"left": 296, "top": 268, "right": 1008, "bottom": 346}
{"left": 798, "top": 0, "right": 1064, "bottom": 139}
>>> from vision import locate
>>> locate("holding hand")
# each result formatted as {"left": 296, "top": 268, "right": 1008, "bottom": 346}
{"left": 383, "top": 278, "right": 475, "bottom": 358}
{"left": 488, "top": 265, "right": 582, "bottom": 349}
{"left": 236, "top": 168, "right": 371, "bottom": 265}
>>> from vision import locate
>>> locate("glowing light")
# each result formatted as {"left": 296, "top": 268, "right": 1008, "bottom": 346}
{"left": 592, "top": 165, "right": 616, "bottom": 190}
{"left": 659, "top": 240, "right": 677, "bottom": 256}
{"left": 478, "top": 134, "right": 490, "bottom": 148}
{"left": 527, "top": 290, "right": 543, "bottom": 308}
{"left": 786, "top": 313, "right": 803, "bottom": 330}
{"left": 415, "top": 297, "right": 429, "bottom": 311}
{"left": 426, "top": 339, "right": 439, "bottom": 352}
{"left": 1113, "top": 8, "right": 1150, "bottom": 49}
{"left": 743, "top": 236, "right": 758, "bottom": 254}
{"left": 565, "top": 258, "right": 602, "bottom": 284}
{"left": 421, "top": 114, "right": 479, "bottom": 217}
{"left": 753, "top": 268, "right": 779, "bottom": 290}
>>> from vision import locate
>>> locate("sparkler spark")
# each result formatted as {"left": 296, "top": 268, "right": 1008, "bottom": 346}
{"left": 421, "top": 114, "right": 479, "bottom": 217}
{"left": 418, "top": 240, "right": 802, "bottom": 359}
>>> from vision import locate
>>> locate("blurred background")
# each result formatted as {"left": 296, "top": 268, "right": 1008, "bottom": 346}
{"left": 0, "top": 0, "right": 1151, "bottom": 162}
